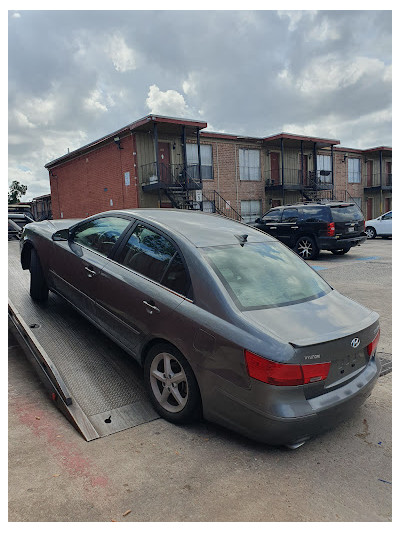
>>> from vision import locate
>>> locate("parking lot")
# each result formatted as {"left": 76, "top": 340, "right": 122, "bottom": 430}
{"left": 8, "top": 238, "right": 392, "bottom": 522}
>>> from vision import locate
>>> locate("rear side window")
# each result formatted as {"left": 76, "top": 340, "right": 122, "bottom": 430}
{"left": 262, "top": 210, "right": 282, "bottom": 223}
{"left": 72, "top": 216, "right": 131, "bottom": 256}
{"left": 282, "top": 208, "right": 299, "bottom": 222}
{"left": 302, "top": 207, "right": 331, "bottom": 223}
{"left": 117, "top": 224, "right": 189, "bottom": 295}
{"left": 330, "top": 205, "right": 364, "bottom": 222}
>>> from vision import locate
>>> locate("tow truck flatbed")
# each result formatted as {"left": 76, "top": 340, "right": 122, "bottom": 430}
{"left": 8, "top": 241, "right": 158, "bottom": 441}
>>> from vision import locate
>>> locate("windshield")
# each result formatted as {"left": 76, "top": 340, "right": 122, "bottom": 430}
{"left": 202, "top": 242, "right": 331, "bottom": 310}
{"left": 331, "top": 205, "right": 364, "bottom": 222}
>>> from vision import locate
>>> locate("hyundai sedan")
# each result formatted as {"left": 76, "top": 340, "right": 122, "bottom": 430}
{"left": 20, "top": 209, "right": 381, "bottom": 448}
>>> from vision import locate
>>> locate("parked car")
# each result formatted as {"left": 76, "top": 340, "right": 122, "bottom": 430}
{"left": 365, "top": 211, "right": 392, "bottom": 239}
{"left": 19, "top": 210, "right": 380, "bottom": 448}
{"left": 252, "top": 202, "right": 367, "bottom": 259}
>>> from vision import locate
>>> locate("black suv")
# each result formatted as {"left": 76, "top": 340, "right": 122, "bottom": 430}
{"left": 252, "top": 202, "right": 367, "bottom": 259}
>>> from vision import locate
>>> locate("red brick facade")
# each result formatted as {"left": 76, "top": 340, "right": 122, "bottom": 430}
{"left": 49, "top": 133, "right": 139, "bottom": 219}
{"left": 45, "top": 115, "right": 391, "bottom": 221}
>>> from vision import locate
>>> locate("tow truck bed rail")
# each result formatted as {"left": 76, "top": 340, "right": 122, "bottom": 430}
{"left": 8, "top": 241, "right": 158, "bottom": 441}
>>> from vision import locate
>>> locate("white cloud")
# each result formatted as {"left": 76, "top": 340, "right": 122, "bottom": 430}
{"left": 146, "top": 85, "right": 189, "bottom": 116}
{"left": 277, "top": 11, "right": 317, "bottom": 32}
{"left": 12, "top": 12, "right": 21, "bottom": 18}
{"left": 182, "top": 72, "right": 199, "bottom": 96}
{"left": 307, "top": 19, "right": 340, "bottom": 42}
{"left": 83, "top": 89, "right": 109, "bottom": 113}
{"left": 106, "top": 34, "right": 137, "bottom": 73}
{"left": 279, "top": 56, "right": 391, "bottom": 95}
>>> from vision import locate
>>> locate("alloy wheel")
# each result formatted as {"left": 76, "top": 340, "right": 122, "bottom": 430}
{"left": 149, "top": 352, "right": 189, "bottom": 413}
{"left": 297, "top": 238, "right": 314, "bottom": 259}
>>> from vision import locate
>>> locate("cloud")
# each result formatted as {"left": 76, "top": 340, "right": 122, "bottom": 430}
{"left": 146, "top": 84, "right": 189, "bottom": 116}
{"left": 279, "top": 55, "right": 391, "bottom": 95}
{"left": 106, "top": 34, "right": 137, "bottom": 72}
{"left": 12, "top": 12, "right": 21, "bottom": 18}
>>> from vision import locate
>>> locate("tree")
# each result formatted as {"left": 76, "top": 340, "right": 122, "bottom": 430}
{"left": 8, "top": 181, "right": 27, "bottom": 204}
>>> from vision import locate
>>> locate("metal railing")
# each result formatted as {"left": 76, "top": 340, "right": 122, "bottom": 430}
{"left": 364, "top": 172, "right": 392, "bottom": 187}
{"left": 265, "top": 168, "right": 333, "bottom": 187}
{"left": 201, "top": 190, "right": 243, "bottom": 221}
{"left": 141, "top": 162, "right": 201, "bottom": 188}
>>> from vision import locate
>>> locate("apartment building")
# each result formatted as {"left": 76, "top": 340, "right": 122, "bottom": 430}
{"left": 45, "top": 114, "right": 392, "bottom": 222}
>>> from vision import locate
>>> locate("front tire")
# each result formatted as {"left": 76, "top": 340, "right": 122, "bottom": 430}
{"left": 295, "top": 236, "right": 319, "bottom": 260}
{"left": 144, "top": 343, "right": 202, "bottom": 424}
{"left": 29, "top": 248, "right": 49, "bottom": 301}
{"left": 365, "top": 227, "right": 376, "bottom": 239}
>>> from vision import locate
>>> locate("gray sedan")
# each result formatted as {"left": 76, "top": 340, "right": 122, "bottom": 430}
{"left": 20, "top": 209, "right": 381, "bottom": 448}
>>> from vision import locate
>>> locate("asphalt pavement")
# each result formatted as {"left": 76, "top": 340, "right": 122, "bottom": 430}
{"left": 8, "top": 238, "right": 392, "bottom": 522}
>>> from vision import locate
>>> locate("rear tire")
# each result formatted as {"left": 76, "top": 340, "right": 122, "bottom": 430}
{"left": 331, "top": 247, "right": 350, "bottom": 255}
{"left": 29, "top": 248, "right": 49, "bottom": 301}
{"left": 295, "top": 236, "right": 319, "bottom": 260}
{"left": 365, "top": 227, "right": 376, "bottom": 239}
{"left": 144, "top": 343, "right": 202, "bottom": 424}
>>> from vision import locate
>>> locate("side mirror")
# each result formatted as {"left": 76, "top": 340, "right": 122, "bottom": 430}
{"left": 377, "top": 216, "right": 382, "bottom": 221}
{"left": 52, "top": 228, "right": 70, "bottom": 241}
{"left": 255, "top": 218, "right": 261, "bottom": 224}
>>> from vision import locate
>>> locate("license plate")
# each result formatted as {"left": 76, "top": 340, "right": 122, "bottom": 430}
{"left": 348, "top": 227, "right": 354, "bottom": 232}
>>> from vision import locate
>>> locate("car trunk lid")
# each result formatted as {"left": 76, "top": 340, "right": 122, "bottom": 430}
{"left": 330, "top": 204, "right": 365, "bottom": 238}
{"left": 242, "top": 290, "right": 379, "bottom": 391}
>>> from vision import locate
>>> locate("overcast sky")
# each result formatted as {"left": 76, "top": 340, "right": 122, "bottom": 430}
{"left": 8, "top": 9, "right": 392, "bottom": 201}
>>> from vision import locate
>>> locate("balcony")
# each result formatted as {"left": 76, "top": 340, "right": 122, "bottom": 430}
{"left": 141, "top": 162, "right": 201, "bottom": 191}
{"left": 364, "top": 172, "right": 392, "bottom": 190}
{"left": 264, "top": 168, "right": 333, "bottom": 190}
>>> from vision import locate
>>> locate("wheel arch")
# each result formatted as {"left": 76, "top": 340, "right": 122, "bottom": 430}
{"left": 140, "top": 337, "right": 181, "bottom": 367}
{"left": 20, "top": 240, "right": 34, "bottom": 270}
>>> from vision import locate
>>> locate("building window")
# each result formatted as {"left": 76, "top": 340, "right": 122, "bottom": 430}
{"left": 241, "top": 200, "right": 262, "bottom": 223}
{"left": 317, "top": 154, "right": 332, "bottom": 183}
{"left": 186, "top": 144, "right": 213, "bottom": 180}
{"left": 348, "top": 158, "right": 361, "bottom": 183}
{"left": 239, "top": 149, "right": 261, "bottom": 181}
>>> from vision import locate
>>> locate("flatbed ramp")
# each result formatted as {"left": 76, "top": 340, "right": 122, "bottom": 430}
{"left": 8, "top": 241, "right": 159, "bottom": 441}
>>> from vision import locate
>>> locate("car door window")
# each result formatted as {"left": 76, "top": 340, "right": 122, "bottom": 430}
{"left": 281, "top": 208, "right": 299, "bottom": 223}
{"left": 72, "top": 216, "right": 131, "bottom": 256}
{"left": 116, "top": 224, "right": 190, "bottom": 295}
{"left": 381, "top": 212, "right": 392, "bottom": 220}
{"left": 262, "top": 210, "right": 282, "bottom": 223}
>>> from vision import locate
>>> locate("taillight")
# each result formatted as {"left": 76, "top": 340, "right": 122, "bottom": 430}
{"left": 367, "top": 329, "right": 380, "bottom": 357}
{"left": 326, "top": 222, "right": 335, "bottom": 237}
{"left": 245, "top": 350, "right": 331, "bottom": 386}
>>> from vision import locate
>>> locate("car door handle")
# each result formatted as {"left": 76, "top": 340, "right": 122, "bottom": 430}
{"left": 84, "top": 266, "right": 97, "bottom": 278}
{"left": 143, "top": 300, "right": 160, "bottom": 314}
{"left": 269, "top": 226, "right": 277, "bottom": 230}
{"left": 290, "top": 226, "right": 299, "bottom": 229}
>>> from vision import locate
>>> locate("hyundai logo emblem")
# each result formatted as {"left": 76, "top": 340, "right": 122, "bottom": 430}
{"left": 351, "top": 338, "right": 361, "bottom": 348}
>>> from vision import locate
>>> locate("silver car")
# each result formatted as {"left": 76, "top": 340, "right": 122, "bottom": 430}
{"left": 20, "top": 209, "right": 381, "bottom": 447}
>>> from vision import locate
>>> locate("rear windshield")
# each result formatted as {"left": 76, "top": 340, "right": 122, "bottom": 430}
{"left": 331, "top": 205, "right": 364, "bottom": 222}
{"left": 202, "top": 242, "right": 331, "bottom": 310}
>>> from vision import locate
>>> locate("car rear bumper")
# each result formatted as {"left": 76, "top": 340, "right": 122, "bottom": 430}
{"left": 317, "top": 234, "right": 367, "bottom": 251}
{"left": 202, "top": 356, "right": 380, "bottom": 446}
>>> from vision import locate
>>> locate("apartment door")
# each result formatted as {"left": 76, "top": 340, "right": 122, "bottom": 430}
{"left": 300, "top": 155, "right": 308, "bottom": 185}
{"left": 366, "top": 198, "right": 373, "bottom": 220}
{"left": 386, "top": 162, "right": 392, "bottom": 186}
{"left": 385, "top": 197, "right": 391, "bottom": 213}
{"left": 367, "top": 161, "right": 373, "bottom": 187}
{"left": 158, "top": 142, "right": 171, "bottom": 183}
{"left": 270, "top": 152, "right": 280, "bottom": 184}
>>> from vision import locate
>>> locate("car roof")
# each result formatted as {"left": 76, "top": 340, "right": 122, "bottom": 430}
{"left": 100, "top": 209, "right": 274, "bottom": 247}
{"left": 271, "top": 202, "right": 353, "bottom": 209}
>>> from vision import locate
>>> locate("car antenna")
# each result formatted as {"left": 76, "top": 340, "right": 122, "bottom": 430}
{"left": 235, "top": 234, "right": 248, "bottom": 247}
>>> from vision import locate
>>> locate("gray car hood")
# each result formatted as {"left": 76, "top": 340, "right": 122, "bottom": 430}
{"left": 243, "top": 290, "right": 379, "bottom": 347}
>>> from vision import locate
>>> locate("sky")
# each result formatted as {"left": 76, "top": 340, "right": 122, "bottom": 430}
{"left": 8, "top": 7, "right": 392, "bottom": 201}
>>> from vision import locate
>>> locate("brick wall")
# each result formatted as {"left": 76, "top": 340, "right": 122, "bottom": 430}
{"left": 49, "top": 134, "right": 139, "bottom": 219}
